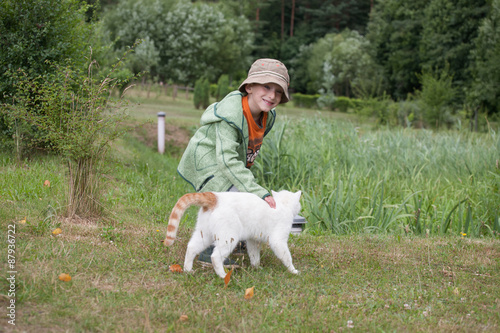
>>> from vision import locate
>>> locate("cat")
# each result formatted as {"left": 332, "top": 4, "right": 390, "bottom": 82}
{"left": 163, "top": 190, "right": 302, "bottom": 279}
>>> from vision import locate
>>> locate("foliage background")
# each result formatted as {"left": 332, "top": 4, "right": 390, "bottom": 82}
{"left": 2, "top": 0, "right": 500, "bottom": 126}
{"left": 1, "top": 0, "right": 499, "bottom": 221}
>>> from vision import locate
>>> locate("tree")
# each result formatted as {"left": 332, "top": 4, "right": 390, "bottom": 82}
{"left": 161, "top": 1, "right": 254, "bottom": 84}
{"left": 103, "top": 0, "right": 254, "bottom": 84}
{"left": 467, "top": 0, "right": 500, "bottom": 120}
{"left": 419, "top": 0, "right": 489, "bottom": 100}
{"left": 126, "top": 36, "right": 160, "bottom": 82}
{"left": 322, "top": 29, "right": 381, "bottom": 98}
{"left": 289, "top": 43, "right": 315, "bottom": 94}
{"left": 367, "top": 0, "right": 430, "bottom": 100}
{"left": 302, "top": 33, "right": 337, "bottom": 94}
{"left": 300, "top": 0, "right": 372, "bottom": 39}
{"left": 250, "top": 0, "right": 373, "bottom": 61}
{"left": 102, "top": 0, "right": 174, "bottom": 52}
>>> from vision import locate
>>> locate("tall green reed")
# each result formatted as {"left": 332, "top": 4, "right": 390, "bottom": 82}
{"left": 253, "top": 117, "right": 500, "bottom": 237}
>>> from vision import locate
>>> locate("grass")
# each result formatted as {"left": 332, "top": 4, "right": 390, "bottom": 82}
{"left": 1, "top": 87, "right": 499, "bottom": 331}
{"left": 254, "top": 119, "right": 500, "bottom": 237}
{"left": 1, "top": 217, "right": 499, "bottom": 331}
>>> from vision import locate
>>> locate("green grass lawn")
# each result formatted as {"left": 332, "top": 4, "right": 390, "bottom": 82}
{"left": 1, "top": 89, "right": 499, "bottom": 332}
{"left": 2, "top": 215, "right": 499, "bottom": 332}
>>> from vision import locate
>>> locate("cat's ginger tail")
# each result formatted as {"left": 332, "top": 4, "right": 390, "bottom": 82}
{"left": 163, "top": 192, "right": 217, "bottom": 246}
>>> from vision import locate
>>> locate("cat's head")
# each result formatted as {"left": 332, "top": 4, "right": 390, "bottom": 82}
{"left": 271, "top": 190, "right": 302, "bottom": 215}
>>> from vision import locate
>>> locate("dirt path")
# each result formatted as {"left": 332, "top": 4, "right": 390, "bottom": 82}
{"left": 131, "top": 122, "right": 191, "bottom": 151}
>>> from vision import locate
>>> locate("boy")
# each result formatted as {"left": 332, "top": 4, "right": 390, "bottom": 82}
{"left": 177, "top": 58, "right": 291, "bottom": 265}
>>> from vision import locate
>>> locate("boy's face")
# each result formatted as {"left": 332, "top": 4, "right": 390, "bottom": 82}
{"left": 245, "top": 83, "right": 283, "bottom": 113}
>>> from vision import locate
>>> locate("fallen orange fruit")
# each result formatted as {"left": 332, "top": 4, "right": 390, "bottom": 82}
{"left": 58, "top": 273, "right": 71, "bottom": 282}
{"left": 169, "top": 264, "right": 183, "bottom": 273}
{"left": 52, "top": 228, "right": 62, "bottom": 235}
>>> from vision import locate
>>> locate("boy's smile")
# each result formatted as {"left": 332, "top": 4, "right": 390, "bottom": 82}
{"left": 245, "top": 83, "right": 283, "bottom": 116}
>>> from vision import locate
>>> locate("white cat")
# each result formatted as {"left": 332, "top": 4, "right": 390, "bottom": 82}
{"left": 163, "top": 190, "right": 302, "bottom": 278}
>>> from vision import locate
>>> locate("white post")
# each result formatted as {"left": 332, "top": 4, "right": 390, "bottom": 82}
{"left": 157, "top": 112, "right": 166, "bottom": 154}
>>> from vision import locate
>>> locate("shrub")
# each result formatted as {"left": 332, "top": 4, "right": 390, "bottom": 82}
{"left": 216, "top": 74, "right": 230, "bottom": 100}
{"left": 1, "top": 50, "right": 135, "bottom": 217}
{"left": 0, "top": 0, "right": 92, "bottom": 98}
{"left": 209, "top": 84, "right": 218, "bottom": 98}
{"left": 292, "top": 93, "right": 320, "bottom": 109}
{"left": 317, "top": 92, "right": 336, "bottom": 110}
{"left": 0, "top": 0, "right": 94, "bottom": 147}
{"left": 193, "top": 78, "right": 203, "bottom": 109}
{"left": 353, "top": 93, "right": 396, "bottom": 126}
{"left": 395, "top": 98, "right": 423, "bottom": 128}
{"left": 333, "top": 96, "right": 350, "bottom": 112}
{"left": 193, "top": 77, "right": 210, "bottom": 109}
{"left": 416, "top": 67, "right": 457, "bottom": 128}
{"left": 333, "top": 96, "right": 365, "bottom": 112}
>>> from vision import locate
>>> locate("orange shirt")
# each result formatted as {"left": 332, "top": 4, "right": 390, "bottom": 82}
{"left": 242, "top": 95, "right": 267, "bottom": 168}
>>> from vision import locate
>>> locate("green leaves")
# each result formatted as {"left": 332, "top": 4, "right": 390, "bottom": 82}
{"left": 467, "top": 0, "right": 500, "bottom": 114}
{"left": 102, "top": 0, "right": 253, "bottom": 84}
{"left": 1, "top": 47, "right": 138, "bottom": 216}
{"left": 193, "top": 77, "right": 210, "bottom": 110}
{"left": 0, "top": 0, "right": 92, "bottom": 97}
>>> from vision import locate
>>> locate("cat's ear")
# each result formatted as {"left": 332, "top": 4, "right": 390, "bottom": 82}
{"left": 271, "top": 190, "right": 277, "bottom": 197}
{"left": 296, "top": 190, "right": 302, "bottom": 198}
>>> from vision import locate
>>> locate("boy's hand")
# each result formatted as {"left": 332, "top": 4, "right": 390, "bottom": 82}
{"left": 265, "top": 196, "right": 276, "bottom": 209}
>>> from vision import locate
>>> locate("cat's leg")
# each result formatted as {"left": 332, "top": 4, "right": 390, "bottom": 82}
{"left": 211, "top": 239, "right": 238, "bottom": 278}
{"left": 269, "top": 240, "right": 299, "bottom": 274}
{"left": 184, "top": 230, "right": 211, "bottom": 273}
{"left": 246, "top": 239, "right": 261, "bottom": 268}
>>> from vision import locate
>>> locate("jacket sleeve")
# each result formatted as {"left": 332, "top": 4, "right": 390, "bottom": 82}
{"left": 215, "top": 120, "right": 270, "bottom": 199}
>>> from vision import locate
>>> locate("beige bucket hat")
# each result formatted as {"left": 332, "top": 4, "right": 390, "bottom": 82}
{"left": 238, "top": 58, "right": 290, "bottom": 104}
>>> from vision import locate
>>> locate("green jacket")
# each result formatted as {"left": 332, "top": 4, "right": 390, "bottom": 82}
{"left": 177, "top": 90, "right": 276, "bottom": 199}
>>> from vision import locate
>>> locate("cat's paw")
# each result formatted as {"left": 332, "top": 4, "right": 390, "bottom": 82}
{"left": 290, "top": 269, "right": 300, "bottom": 274}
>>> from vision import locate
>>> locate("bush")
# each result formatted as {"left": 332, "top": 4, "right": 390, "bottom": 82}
{"left": 332, "top": 96, "right": 364, "bottom": 112}
{"left": 416, "top": 67, "right": 457, "bottom": 129}
{"left": 317, "top": 92, "right": 336, "bottom": 110}
{"left": 209, "top": 84, "right": 218, "bottom": 98}
{"left": 292, "top": 93, "right": 320, "bottom": 109}
{"left": 356, "top": 94, "right": 396, "bottom": 126}
{"left": 0, "top": 0, "right": 94, "bottom": 147}
{"left": 216, "top": 74, "right": 231, "bottom": 100}
{"left": 332, "top": 96, "right": 350, "bottom": 112}
{"left": 0, "top": 0, "right": 92, "bottom": 98}
{"left": 1, "top": 51, "right": 135, "bottom": 217}
{"left": 193, "top": 77, "right": 210, "bottom": 109}
{"left": 395, "top": 98, "right": 423, "bottom": 128}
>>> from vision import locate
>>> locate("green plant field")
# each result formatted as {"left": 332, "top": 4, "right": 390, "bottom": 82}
{"left": 1, "top": 92, "right": 499, "bottom": 331}
{"left": 254, "top": 119, "right": 500, "bottom": 237}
